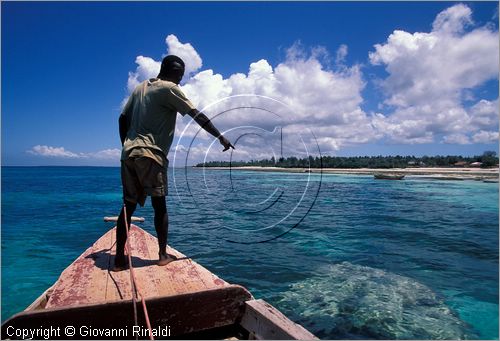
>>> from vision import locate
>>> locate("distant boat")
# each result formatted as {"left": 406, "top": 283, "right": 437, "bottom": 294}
{"left": 1, "top": 222, "right": 315, "bottom": 340}
{"left": 483, "top": 179, "right": 499, "bottom": 183}
{"left": 374, "top": 173, "right": 405, "bottom": 180}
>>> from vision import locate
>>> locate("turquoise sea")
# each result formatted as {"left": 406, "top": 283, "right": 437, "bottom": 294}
{"left": 1, "top": 166, "right": 498, "bottom": 339}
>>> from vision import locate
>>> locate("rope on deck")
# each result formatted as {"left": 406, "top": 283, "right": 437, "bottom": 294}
{"left": 123, "top": 204, "right": 155, "bottom": 341}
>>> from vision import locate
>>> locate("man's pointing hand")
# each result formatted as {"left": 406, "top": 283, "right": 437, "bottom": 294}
{"left": 219, "top": 135, "right": 235, "bottom": 152}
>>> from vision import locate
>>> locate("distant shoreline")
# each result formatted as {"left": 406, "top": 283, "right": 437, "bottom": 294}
{"left": 195, "top": 166, "right": 499, "bottom": 180}
{"left": 2, "top": 165, "right": 499, "bottom": 180}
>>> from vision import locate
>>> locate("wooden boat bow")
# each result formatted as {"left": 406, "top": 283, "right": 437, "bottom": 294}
{"left": 2, "top": 225, "right": 316, "bottom": 340}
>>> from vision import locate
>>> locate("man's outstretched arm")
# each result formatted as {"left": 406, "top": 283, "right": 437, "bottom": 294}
{"left": 187, "top": 109, "right": 235, "bottom": 151}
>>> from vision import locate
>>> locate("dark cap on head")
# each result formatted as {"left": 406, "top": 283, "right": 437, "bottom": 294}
{"left": 158, "top": 55, "right": 185, "bottom": 82}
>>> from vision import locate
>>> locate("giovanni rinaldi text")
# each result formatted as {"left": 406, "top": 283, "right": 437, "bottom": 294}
{"left": 5, "top": 325, "right": 171, "bottom": 339}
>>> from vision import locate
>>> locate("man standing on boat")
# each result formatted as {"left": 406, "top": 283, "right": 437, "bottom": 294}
{"left": 114, "top": 55, "right": 234, "bottom": 271}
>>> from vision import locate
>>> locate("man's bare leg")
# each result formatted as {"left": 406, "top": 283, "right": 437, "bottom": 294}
{"left": 113, "top": 200, "right": 137, "bottom": 271}
{"left": 152, "top": 196, "right": 176, "bottom": 265}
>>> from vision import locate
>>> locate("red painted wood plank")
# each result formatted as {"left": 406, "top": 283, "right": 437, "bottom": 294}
{"left": 46, "top": 226, "right": 230, "bottom": 309}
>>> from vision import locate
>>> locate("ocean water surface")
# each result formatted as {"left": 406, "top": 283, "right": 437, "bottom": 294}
{"left": 1, "top": 166, "right": 498, "bottom": 339}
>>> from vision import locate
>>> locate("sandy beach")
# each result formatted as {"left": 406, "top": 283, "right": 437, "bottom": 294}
{"left": 196, "top": 166, "right": 499, "bottom": 180}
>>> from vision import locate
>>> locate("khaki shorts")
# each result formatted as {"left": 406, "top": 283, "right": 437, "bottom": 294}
{"left": 121, "top": 157, "right": 167, "bottom": 207}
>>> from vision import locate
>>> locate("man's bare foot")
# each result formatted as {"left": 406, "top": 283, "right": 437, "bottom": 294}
{"left": 158, "top": 252, "right": 177, "bottom": 266}
{"left": 111, "top": 264, "right": 129, "bottom": 272}
{"left": 111, "top": 255, "right": 129, "bottom": 272}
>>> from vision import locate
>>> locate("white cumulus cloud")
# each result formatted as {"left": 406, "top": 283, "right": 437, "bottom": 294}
{"left": 27, "top": 146, "right": 121, "bottom": 160}
{"left": 369, "top": 3, "right": 499, "bottom": 144}
{"left": 123, "top": 33, "right": 376, "bottom": 158}
{"left": 165, "top": 34, "right": 202, "bottom": 76}
{"left": 121, "top": 5, "right": 498, "bottom": 164}
{"left": 432, "top": 4, "right": 473, "bottom": 34}
{"left": 177, "top": 45, "right": 376, "bottom": 156}
{"left": 27, "top": 145, "right": 82, "bottom": 158}
{"left": 126, "top": 34, "right": 203, "bottom": 95}
{"left": 472, "top": 130, "right": 499, "bottom": 144}
{"left": 443, "top": 133, "right": 471, "bottom": 145}
{"left": 127, "top": 56, "right": 161, "bottom": 93}
{"left": 90, "top": 148, "right": 121, "bottom": 160}
{"left": 336, "top": 44, "right": 348, "bottom": 64}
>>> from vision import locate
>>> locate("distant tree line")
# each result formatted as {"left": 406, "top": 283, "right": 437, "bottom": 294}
{"left": 196, "top": 151, "right": 499, "bottom": 169}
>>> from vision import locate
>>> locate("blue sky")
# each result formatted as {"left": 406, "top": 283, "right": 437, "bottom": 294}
{"left": 2, "top": 1, "right": 499, "bottom": 166}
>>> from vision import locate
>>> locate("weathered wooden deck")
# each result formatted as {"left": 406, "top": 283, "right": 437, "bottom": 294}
{"left": 2, "top": 224, "right": 317, "bottom": 340}
{"left": 46, "top": 225, "right": 231, "bottom": 309}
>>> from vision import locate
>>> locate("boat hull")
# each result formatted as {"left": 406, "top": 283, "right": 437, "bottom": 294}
{"left": 374, "top": 173, "right": 405, "bottom": 180}
{"left": 2, "top": 285, "right": 251, "bottom": 340}
{"left": 1, "top": 225, "right": 316, "bottom": 340}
